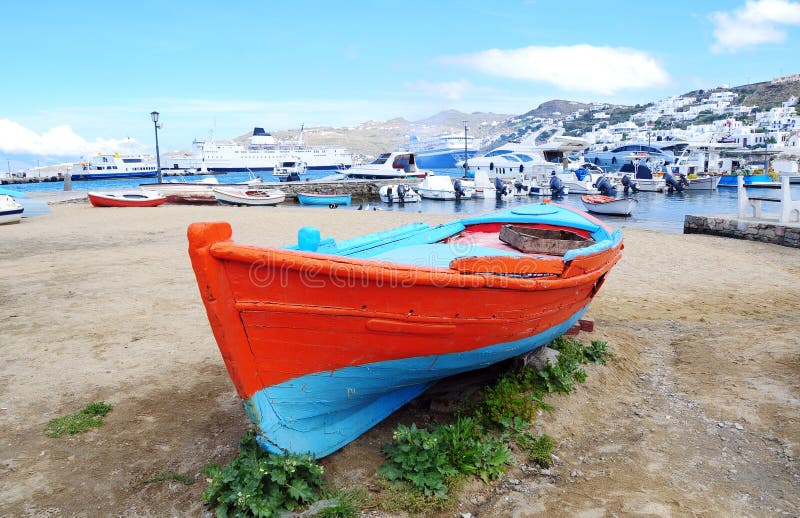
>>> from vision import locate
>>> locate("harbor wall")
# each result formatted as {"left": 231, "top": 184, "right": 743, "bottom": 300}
{"left": 684, "top": 214, "right": 800, "bottom": 248}
{"left": 257, "top": 179, "right": 422, "bottom": 200}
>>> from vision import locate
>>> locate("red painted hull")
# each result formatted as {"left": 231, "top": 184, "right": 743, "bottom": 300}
{"left": 88, "top": 192, "right": 166, "bottom": 207}
{"left": 188, "top": 217, "right": 622, "bottom": 400}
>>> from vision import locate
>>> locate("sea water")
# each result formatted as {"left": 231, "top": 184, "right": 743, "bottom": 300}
{"left": 8, "top": 168, "right": 799, "bottom": 234}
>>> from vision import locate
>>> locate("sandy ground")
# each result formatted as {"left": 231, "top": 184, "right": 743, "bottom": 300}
{"left": 0, "top": 203, "right": 798, "bottom": 517}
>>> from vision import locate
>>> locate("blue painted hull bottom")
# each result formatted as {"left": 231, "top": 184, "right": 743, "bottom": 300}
{"left": 246, "top": 305, "right": 588, "bottom": 457}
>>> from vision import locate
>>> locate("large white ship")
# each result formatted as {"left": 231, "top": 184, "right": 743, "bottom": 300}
{"left": 166, "top": 127, "right": 353, "bottom": 173}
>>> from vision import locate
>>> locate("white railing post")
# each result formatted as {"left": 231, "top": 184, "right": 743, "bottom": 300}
{"left": 737, "top": 175, "right": 747, "bottom": 218}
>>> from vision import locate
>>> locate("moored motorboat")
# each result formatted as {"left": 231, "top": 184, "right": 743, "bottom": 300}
{"left": 213, "top": 187, "right": 286, "bottom": 206}
{"left": 417, "top": 175, "right": 473, "bottom": 200}
{"left": 345, "top": 152, "right": 430, "bottom": 180}
{"left": 378, "top": 184, "right": 420, "bottom": 203}
{"left": 87, "top": 190, "right": 166, "bottom": 207}
{"left": 0, "top": 195, "right": 24, "bottom": 224}
{"left": 684, "top": 174, "right": 721, "bottom": 190}
{"left": 297, "top": 192, "right": 352, "bottom": 206}
{"left": 581, "top": 194, "right": 637, "bottom": 216}
{"left": 187, "top": 202, "right": 624, "bottom": 457}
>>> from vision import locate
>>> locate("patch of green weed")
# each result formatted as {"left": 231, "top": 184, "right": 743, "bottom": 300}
{"left": 202, "top": 429, "right": 325, "bottom": 517}
{"left": 45, "top": 401, "right": 113, "bottom": 438}
{"left": 142, "top": 471, "right": 195, "bottom": 485}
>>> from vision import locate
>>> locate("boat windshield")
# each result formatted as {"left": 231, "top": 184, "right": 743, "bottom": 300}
{"left": 372, "top": 153, "right": 392, "bottom": 165}
{"left": 486, "top": 149, "right": 513, "bottom": 157}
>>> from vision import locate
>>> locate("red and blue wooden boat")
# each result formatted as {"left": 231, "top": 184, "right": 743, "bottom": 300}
{"left": 187, "top": 202, "right": 623, "bottom": 457}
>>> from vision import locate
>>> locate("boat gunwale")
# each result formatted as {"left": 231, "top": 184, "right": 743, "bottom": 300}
{"left": 206, "top": 238, "right": 622, "bottom": 290}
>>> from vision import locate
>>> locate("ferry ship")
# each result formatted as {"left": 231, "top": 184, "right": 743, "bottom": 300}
{"left": 403, "top": 133, "right": 479, "bottom": 169}
{"left": 70, "top": 154, "right": 158, "bottom": 180}
{"left": 166, "top": 128, "right": 353, "bottom": 173}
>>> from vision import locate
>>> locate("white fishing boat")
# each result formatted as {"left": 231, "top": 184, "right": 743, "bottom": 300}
{"left": 417, "top": 175, "right": 473, "bottom": 200}
{"left": 212, "top": 187, "right": 286, "bottom": 206}
{"left": 378, "top": 183, "right": 421, "bottom": 203}
{"left": 684, "top": 175, "right": 721, "bottom": 190}
{"left": 166, "top": 127, "right": 353, "bottom": 172}
{"left": 71, "top": 153, "right": 158, "bottom": 180}
{"left": 581, "top": 195, "right": 638, "bottom": 216}
{"left": 346, "top": 152, "right": 430, "bottom": 180}
{"left": 0, "top": 195, "right": 24, "bottom": 224}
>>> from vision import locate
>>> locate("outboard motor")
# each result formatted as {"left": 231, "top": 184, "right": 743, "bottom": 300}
{"left": 494, "top": 176, "right": 508, "bottom": 199}
{"left": 453, "top": 179, "right": 466, "bottom": 200}
{"left": 678, "top": 173, "right": 690, "bottom": 187}
{"left": 549, "top": 173, "right": 565, "bottom": 198}
{"left": 663, "top": 170, "right": 683, "bottom": 193}
{"left": 385, "top": 186, "right": 393, "bottom": 204}
{"left": 287, "top": 172, "right": 301, "bottom": 182}
{"left": 596, "top": 175, "right": 617, "bottom": 197}
{"left": 621, "top": 174, "right": 639, "bottom": 194}
{"left": 397, "top": 183, "right": 407, "bottom": 202}
{"left": 514, "top": 180, "right": 526, "bottom": 195}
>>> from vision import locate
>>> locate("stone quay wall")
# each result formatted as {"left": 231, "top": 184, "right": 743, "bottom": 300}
{"left": 684, "top": 214, "right": 800, "bottom": 248}
{"left": 256, "top": 179, "right": 422, "bottom": 200}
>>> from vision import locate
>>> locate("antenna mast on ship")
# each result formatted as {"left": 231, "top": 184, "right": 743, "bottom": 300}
{"left": 297, "top": 124, "right": 305, "bottom": 145}
{"left": 463, "top": 120, "right": 469, "bottom": 174}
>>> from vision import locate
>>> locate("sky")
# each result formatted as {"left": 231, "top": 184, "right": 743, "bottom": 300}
{"left": 1, "top": 0, "right": 799, "bottom": 162}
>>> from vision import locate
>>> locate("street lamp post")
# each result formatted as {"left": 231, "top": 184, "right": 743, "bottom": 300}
{"left": 151, "top": 111, "right": 162, "bottom": 183}
{"left": 463, "top": 120, "right": 469, "bottom": 174}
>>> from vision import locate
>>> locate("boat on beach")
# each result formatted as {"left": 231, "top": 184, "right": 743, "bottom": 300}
{"left": 297, "top": 192, "right": 352, "bottom": 206}
{"left": 212, "top": 187, "right": 286, "bottom": 206}
{"left": 581, "top": 195, "right": 637, "bottom": 216}
{"left": 87, "top": 190, "right": 166, "bottom": 207}
{"left": 0, "top": 195, "right": 24, "bottom": 224}
{"left": 187, "top": 202, "right": 624, "bottom": 457}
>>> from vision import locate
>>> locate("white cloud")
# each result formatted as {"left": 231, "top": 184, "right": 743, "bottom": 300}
{"left": 404, "top": 80, "right": 474, "bottom": 100}
{"left": 710, "top": 0, "right": 800, "bottom": 52}
{"left": 0, "top": 119, "right": 144, "bottom": 157}
{"left": 440, "top": 45, "right": 669, "bottom": 95}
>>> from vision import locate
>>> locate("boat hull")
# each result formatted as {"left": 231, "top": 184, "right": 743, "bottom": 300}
{"left": 415, "top": 149, "right": 477, "bottom": 169}
{"left": 88, "top": 191, "right": 166, "bottom": 207}
{"left": 581, "top": 195, "right": 637, "bottom": 216}
{"left": 0, "top": 209, "right": 24, "bottom": 224}
{"left": 71, "top": 171, "right": 158, "bottom": 180}
{"left": 297, "top": 193, "right": 351, "bottom": 206}
{"left": 213, "top": 187, "right": 285, "bottom": 206}
{"left": 188, "top": 207, "right": 622, "bottom": 457}
{"left": 685, "top": 176, "right": 720, "bottom": 190}
{"left": 717, "top": 174, "right": 780, "bottom": 188}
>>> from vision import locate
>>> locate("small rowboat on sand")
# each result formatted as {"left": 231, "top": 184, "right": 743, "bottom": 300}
{"left": 0, "top": 195, "right": 24, "bottom": 224}
{"left": 297, "top": 192, "right": 351, "bottom": 207}
{"left": 187, "top": 201, "right": 623, "bottom": 458}
{"left": 88, "top": 191, "right": 166, "bottom": 207}
{"left": 213, "top": 187, "right": 286, "bottom": 206}
{"left": 581, "top": 194, "right": 637, "bottom": 216}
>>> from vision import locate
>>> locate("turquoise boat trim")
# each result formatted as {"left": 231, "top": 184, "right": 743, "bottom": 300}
{"left": 348, "top": 221, "right": 466, "bottom": 259}
{"left": 246, "top": 305, "right": 588, "bottom": 458}
{"left": 460, "top": 204, "right": 603, "bottom": 235}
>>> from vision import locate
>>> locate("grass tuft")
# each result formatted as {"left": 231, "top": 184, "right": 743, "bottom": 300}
{"left": 45, "top": 401, "right": 113, "bottom": 438}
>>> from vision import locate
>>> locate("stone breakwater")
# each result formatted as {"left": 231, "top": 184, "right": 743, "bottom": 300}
{"left": 254, "top": 178, "right": 422, "bottom": 199}
{"left": 684, "top": 214, "right": 800, "bottom": 248}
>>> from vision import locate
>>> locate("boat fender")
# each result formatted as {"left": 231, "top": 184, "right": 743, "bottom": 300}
{"left": 328, "top": 203, "right": 339, "bottom": 209}
{"left": 297, "top": 226, "right": 321, "bottom": 252}
{"left": 489, "top": 162, "right": 494, "bottom": 171}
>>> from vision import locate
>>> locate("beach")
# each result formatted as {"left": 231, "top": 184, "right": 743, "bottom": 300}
{"left": 1, "top": 203, "right": 798, "bottom": 516}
